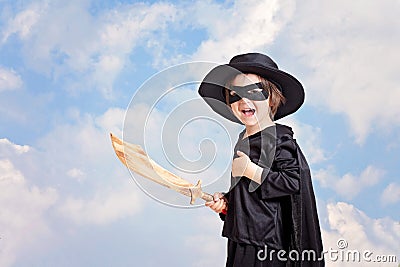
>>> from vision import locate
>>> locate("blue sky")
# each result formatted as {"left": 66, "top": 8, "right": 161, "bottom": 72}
{"left": 0, "top": 0, "right": 399, "bottom": 266}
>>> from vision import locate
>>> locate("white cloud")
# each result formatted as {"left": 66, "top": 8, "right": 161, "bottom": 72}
{"left": 1, "top": 104, "right": 143, "bottom": 221}
{"left": 0, "top": 159, "right": 58, "bottom": 267}
{"left": 0, "top": 137, "right": 57, "bottom": 266}
{"left": 92, "top": 55, "right": 123, "bottom": 97}
{"left": 31, "top": 107, "right": 145, "bottom": 225}
{"left": 381, "top": 183, "right": 400, "bottom": 206}
{"left": 0, "top": 159, "right": 24, "bottom": 182}
{"left": 0, "top": 67, "right": 23, "bottom": 92}
{"left": 1, "top": 2, "right": 44, "bottom": 43}
{"left": 315, "top": 165, "right": 385, "bottom": 200}
{"left": 66, "top": 168, "right": 85, "bottom": 182}
{"left": 0, "top": 106, "right": 149, "bottom": 265}
{"left": 1, "top": 0, "right": 177, "bottom": 97}
{"left": 99, "top": 2, "right": 176, "bottom": 53}
{"left": 188, "top": 0, "right": 296, "bottom": 62}
{"left": 322, "top": 201, "right": 400, "bottom": 266}
{"left": 119, "top": 0, "right": 297, "bottom": 68}
{"left": 288, "top": 0, "right": 400, "bottom": 143}
{"left": 58, "top": 180, "right": 142, "bottom": 225}
{"left": 0, "top": 138, "right": 30, "bottom": 155}
{"left": 95, "top": 107, "right": 126, "bottom": 138}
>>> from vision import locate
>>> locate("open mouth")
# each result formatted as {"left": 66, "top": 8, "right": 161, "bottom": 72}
{"left": 241, "top": 108, "right": 255, "bottom": 117}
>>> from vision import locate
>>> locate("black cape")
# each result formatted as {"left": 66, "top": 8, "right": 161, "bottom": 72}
{"left": 289, "top": 130, "right": 324, "bottom": 266}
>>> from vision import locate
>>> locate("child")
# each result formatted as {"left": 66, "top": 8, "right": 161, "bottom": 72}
{"left": 198, "top": 53, "right": 324, "bottom": 266}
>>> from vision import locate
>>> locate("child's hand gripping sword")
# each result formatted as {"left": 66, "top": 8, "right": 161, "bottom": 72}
{"left": 110, "top": 133, "right": 214, "bottom": 204}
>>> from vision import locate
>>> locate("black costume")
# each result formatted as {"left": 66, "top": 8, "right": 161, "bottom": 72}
{"left": 197, "top": 53, "right": 324, "bottom": 266}
{"left": 220, "top": 124, "right": 324, "bottom": 267}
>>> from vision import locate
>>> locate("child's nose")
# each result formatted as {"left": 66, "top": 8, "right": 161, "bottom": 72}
{"left": 239, "top": 97, "right": 252, "bottom": 104}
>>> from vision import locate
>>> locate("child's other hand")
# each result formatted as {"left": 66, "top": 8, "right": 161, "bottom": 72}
{"left": 232, "top": 151, "right": 262, "bottom": 183}
{"left": 232, "top": 150, "right": 251, "bottom": 177}
{"left": 205, "top": 192, "right": 228, "bottom": 213}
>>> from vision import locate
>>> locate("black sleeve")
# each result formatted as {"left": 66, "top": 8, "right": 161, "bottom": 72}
{"left": 258, "top": 138, "right": 300, "bottom": 199}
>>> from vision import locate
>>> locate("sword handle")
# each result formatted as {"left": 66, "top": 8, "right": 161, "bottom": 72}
{"left": 202, "top": 191, "right": 228, "bottom": 215}
{"left": 201, "top": 192, "right": 214, "bottom": 202}
{"left": 190, "top": 181, "right": 228, "bottom": 214}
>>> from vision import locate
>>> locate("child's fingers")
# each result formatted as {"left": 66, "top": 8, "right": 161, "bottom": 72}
{"left": 206, "top": 192, "right": 222, "bottom": 207}
{"left": 237, "top": 150, "right": 245, "bottom": 157}
{"left": 205, "top": 201, "right": 214, "bottom": 207}
{"left": 213, "top": 192, "right": 223, "bottom": 201}
{"left": 205, "top": 199, "right": 218, "bottom": 208}
{"left": 212, "top": 200, "right": 224, "bottom": 212}
{"left": 205, "top": 193, "right": 228, "bottom": 213}
{"left": 207, "top": 199, "right": 223, "bottom": 212}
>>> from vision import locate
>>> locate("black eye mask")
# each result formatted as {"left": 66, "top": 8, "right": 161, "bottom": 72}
{"left": 226, "top": 82, "right": 269, "bottom": 104}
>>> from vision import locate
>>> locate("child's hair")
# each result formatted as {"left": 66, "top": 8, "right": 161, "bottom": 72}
{"left": 225, "top": 75, "right": 286, "bottom": 120}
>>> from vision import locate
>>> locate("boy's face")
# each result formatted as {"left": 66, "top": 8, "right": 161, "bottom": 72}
{"left": 229, "top": 74, "right": 272, "bottom": 128}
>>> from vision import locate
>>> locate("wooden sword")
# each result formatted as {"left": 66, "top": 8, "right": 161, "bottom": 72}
{"left": 110, "top": 133, "right": 214, "bottom": 205}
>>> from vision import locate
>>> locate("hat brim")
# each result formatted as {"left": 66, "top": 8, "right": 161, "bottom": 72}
{"left": 198, "top": 63, "right": 305, "bottom": 123}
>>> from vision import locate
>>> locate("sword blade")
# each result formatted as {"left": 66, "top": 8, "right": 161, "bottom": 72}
{"left": 110, "top": 133, "right": 213, "bottom": 204}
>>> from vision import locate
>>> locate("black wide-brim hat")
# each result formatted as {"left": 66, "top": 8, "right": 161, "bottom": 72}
{"left": 198, "top": 53, "right": 305, "bottom": 123}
